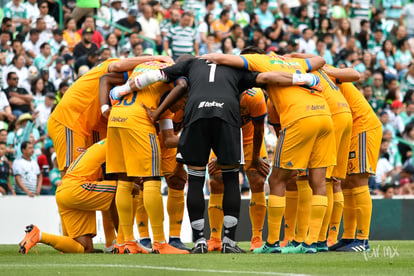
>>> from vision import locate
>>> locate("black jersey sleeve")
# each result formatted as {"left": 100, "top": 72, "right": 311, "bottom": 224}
{"left": 162, "top": 58, "right": 195, "bottom": 81}
{"left": 237, "top": 70, "right": 260, "bottom": 93}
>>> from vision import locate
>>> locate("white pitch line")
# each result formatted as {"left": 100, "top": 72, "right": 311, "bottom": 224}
{"left": 0, "top": 263, "right": 310, "bottom": 276}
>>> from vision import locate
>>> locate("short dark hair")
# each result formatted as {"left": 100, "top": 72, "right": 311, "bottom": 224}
{"left": 0, "top": 141, "right": 6, "bottom": 146}
{"left": 2, "top": 17, "right": 11, "bottom": 25}
{"left": 7, "top": 71, "right": 17, "bottom": 80}
{"left": 40, "top": 42, "right": 49, "bottom": 50}
{"left": 21, "top": 141, "right": 32, "bottom": 152}
{"left": 30, "top": 29, "right": 39, "bottom": 35}
{"left": 220, "top": 9, "right": 230, "bottom": 18}
{"left": 240, "top": 46, "right": 266, "bottom": 55}
{"left": 59, "top": 81, "right": 69, "bottom": 90}
{"left": 0, "top": 129, "right": 7, "bottom": 135}
{"left": 397, "top": 38, "right": 407, "bottom": 49}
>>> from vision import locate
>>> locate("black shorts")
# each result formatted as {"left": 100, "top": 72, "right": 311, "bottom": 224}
{"left": 177, "top": 118, "right": 241, "bottom": 167}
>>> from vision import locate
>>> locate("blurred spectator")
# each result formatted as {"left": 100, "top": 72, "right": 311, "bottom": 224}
{"left": 370, "top": 9, "right": 384, "bottom": 34}
{"left": 161, "top": 8, "right": 181, "bottom": 38}
{"left": 123, "top": 33, "right": 144, "bottom": 54}
{"left": 0, "top": 88, "right": 15, "bottom": 124}
{"left": 40, "top": 68, "right": 56, "bottom": 94}
{"left": 372, "top": 71, "right": 386, "bottom": 109}
{"left": 335, "top": 18, "right": 353, "bottom": 50}
{"left": 234, "top": 0, "right": 250, "bottom": 28}
{"left": 402, "top": 63, "right": 414, "bottom": 93}
{"left": 376, "top": 39, "right": 397, "bottom": 80}
{"left": 400, "top": 101, "right": 414, "bottom": 126}
{"left": 388, "top": 100, "right": 405, "bottom": 135}
{"left": 399, "top": 122, "right": 414, "bottom": 163}
{"left": 395, "top": 39, "right": 412, "bottom": 80}
{"left": 138, "top": 4, "right": 162, "bottom": 53}
{"left": 73, "top": 28, "right": 98, "bottom": 59}
{"left": 100, "top": 47, "right": 111, "bottom": 61}
{"left": 13, "top": 141, "right": 41, "bottom": 196}
{"left": 74, "top": 50, "right": 100, "bottom": 75}
{"left": 71, "top": 0, "right": 100, "bottom": 28}
{"left": 1, "top": 18, "right": 13, "bottom": 34}
{"left": 35, "top": 92, "right": 54, "bottom": 135}
{"left": 0, "top": 141, "right": 14, "bottom": 195}
{"left": 362, "top": 84, "right": 379, "bottom": 113}
{"left": 3, "top": 72, "right": 33, "bottom": 117}
{"left": 382, "top": 185, "right": 394, "bottom": 198}
{"left": 49, "top": 152, "right": 61, "bottom": 195}
{"left": 164, "top": 12, "right": 199, "bottom": 60}
{"left": 55, "top": 81, "right": 69, "bottom": 105}
{"left": 255, "top": 0, "right": 273, "bottom": 31}
{"left": 49, "top": 29, "right": 68, "bottom": 56}
{"left": 115, "top": 8, "right": 142, "bottom": 40}
{"left": 298, "top": 28, "right": 315, "bottom": 53}
{"left": 347, "top": 0, "right": 371, "bottom": 34}
{"left": 265, "top": 18, "right": 284, "bottom": 46}
{"left": 104, "top": 33, "right": 119, "bottom": 57}
{"left": 401, "top": 1, "right": 414, "bottom": 38}
{"left": 35, "top": 0, "right": 58, "bottom": 33}
{"left": 0, "top": 31, "right": 12, "bottom": 56}
{"left": 373, "top": 139, "right": 395, "bottom": 192}
{"left": 131, "top": 43, "right": 144, "bottom": 57}
{"left": 31, "top": 77, "right": 45, "bottom": 109}
{"left": 23, "top": 29, "right": 41, "bottom": 59}
{"left": 243, "top": 12, "right": 260, "bottom": 42}
{"left": 382, "top": 0, "right": 404, "bottom": 22}
{"left": 212, "top": 9, "right": 234, "bottom": 43}
{"left": 4, "top": 0, "right": 31, "bottom": 33}
{"left": 35, "top": 18, "right": 53, "bottom": 46}
{"left": 368, "top": 29, "right": 384, "bottom": 55}
{"left": 77, "top": 16, "right": 105, "bottom": 49}
{"left": 37, "top": 143, "right": 52, "bottom": 195}
{"left": 34, "top": 43, "right": 57, "bottom": 70}
{"left": 96, "top": 0, "right": 112, "bottom": 38}
{"left": 49, "top": 57, "right": 66, "bottom": 90}
{"left": 63, "top": 17, "right": 82, "bottom": 52}
{"left": 110, "top": 0, "right": 128, "bottom": 24}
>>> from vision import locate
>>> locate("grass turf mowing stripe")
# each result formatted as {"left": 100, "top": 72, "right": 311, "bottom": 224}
{"left": 0, "top": 263, "right": 309, "bottom": 276}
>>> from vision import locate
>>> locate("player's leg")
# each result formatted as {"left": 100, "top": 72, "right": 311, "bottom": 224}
{"left": 281, "top": 172, "right": 298, "bottom": 247}
{"left": 177, "top": 119, "right": 211, "bottom": 254}
{"left": 135, "top": 187, "right": 151, "bottom": 251}
{"left": 101, "top": 210, "right": 116, "bottom": 253}
{"left": 213, "top": 118, "right": 245, "bottom": 253}
{"left": 207, "top": 170, "right": 224, "bottom": 252}
{"left": 328, "top": 179, "right": 344, "bottom": 246}
{"left": 166, "top": 162, "right": 189, "bottom": 251}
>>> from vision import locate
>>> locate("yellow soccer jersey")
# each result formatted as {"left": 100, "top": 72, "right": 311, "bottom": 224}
{"left": 108, "top": 61, "right": 174, "bottom": 130}
{"left": 241, "top": 54, "right": 330, "bottom": 128}
{"left": 266, "top": 97, "right": 280, "bottom": 128}
{"left": 313, "top": 69, "right": 351, "bottom": 116}
{"left": 336, "top": 82, "right": 381, "bottom": 136}
{"left": 61, "top": 139, "right": 108, "bottom": 187}
{"left": 51, "top": 58, "right": 122, "bottom": 137}
{"left": 240, "top": 88, "right": 267, "bottom": 145}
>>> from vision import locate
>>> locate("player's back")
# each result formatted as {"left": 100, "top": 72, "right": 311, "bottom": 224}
{"left": 60, "top": 140, "right": 107, "bottom": 186}
{"left": 240, "top": 88, "right": 267, "bottom": 145}
{"left": 337, "top": 82, "right": 381, "bottom": 135}
{"left": 51, "top": 58, "right": 120, "bottom": 137}
{"left": 242, "top": 54, "right": 330, "bottom": 128}
{"left": 313, "top": 69, "right": 350, "bottom": 116}
{"left": 109, "top": 61, "right": 173, "bottom": 130}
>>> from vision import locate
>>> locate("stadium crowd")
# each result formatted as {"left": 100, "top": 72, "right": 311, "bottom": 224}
{"left": 1, "top": 0, "right": 413, "bottom": 199}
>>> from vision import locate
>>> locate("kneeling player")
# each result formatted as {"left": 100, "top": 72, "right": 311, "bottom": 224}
{"left": 19, "top": 140, "right": 120, "bottom": 254}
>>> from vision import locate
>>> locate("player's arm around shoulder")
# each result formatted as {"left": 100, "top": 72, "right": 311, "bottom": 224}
{"left": 285, "top": 53, "right": 326, "bottom": 72}
{"left": 201, "top": 53, "right": 245, "bottom": 68}
{"left": 323, "top": 66, "right": 361, "bottom": 83}
{"left": 107, "top": 56, "right": 174, "bottom": 73}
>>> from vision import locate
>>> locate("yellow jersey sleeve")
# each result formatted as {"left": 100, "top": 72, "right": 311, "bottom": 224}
{"left": 245, "top": 88, "right": 267, "bottom": 120}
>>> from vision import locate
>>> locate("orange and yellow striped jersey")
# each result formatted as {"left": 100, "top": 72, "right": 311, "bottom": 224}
{"left": 50, "top": 58, "right": 122, "bottom": 137}
{"left": 108, "top": 61, "right": 174, "bottom": 130}
{"left": 312, "top": 69, "right": 351, "bottom": 116}
{"left": 336, "top": 82, "right": 381, "bottom": 136}
{"left": 63, "top": 139, "right": 107, "bottom": 185}
{"left": 240, "top": 88, "right": 267, "bottom": 145}
{"left": 241, "top": 54, "right": 330, "bottom": 128}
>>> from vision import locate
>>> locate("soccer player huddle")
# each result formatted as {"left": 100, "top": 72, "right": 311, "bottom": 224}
{"left": 18, "top": 46, "right": 381, "bottom": 255}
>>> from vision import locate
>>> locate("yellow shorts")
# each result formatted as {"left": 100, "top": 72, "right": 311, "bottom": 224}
{"left": 274, "top": 115, "right": 336, "bottom": 170}
{"left": 347, "top": 126, "right": 382, "bottom": 175}
{"left": 243, "top": 141, "right": 268, "bottom": 171}
{"left": 55, "top": 180, "right": 116, "bottom": 239}
{"left": 47, "top": 117, "right": 89, "bottom": 171}
{"left": 161, "top": 146, "right": 177, "bottom": 176}
{"left": 106, "top": 127, "right": 161, "bottom": 177}
{"left": 329, "top": 112, "right": 353, "bottom": 179}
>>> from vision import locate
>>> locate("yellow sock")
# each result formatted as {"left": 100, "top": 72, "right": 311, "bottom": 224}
{"left": 250, "top": 192, "right": 266, "bottom": 239}
{"left": 143, "top": 180, "right": 165, "bottom": 242}
{"left": 267, "top": 195, "right": 285, "bottom": 244}
{"left": 135, "top": 191, "right": 149, "bottom": 239}
{"left": 283, "top": 190, "right": 298, "bottom": 241}
{"left": 40, "top": 232, "right": 84, "bottom": 253}
{"left": 116, "top": 180, "right": 135, "bottom": 242}
{"left": 353, "top": 186, "right": 372, "bottom": 240}
{"left": 304, "top": 195, "right": 328, "bottom": 245}
{"left": 318, "top": 181, "right": 333, "bottom": 242}
{"left": 101, "top": 210, "right": 116, "bottom": 247}
{"left": 342, "top": 189, "right": 357, "bottom": 239}
{"left": 116, "top": 225, "right": 125, "bottom": 244}
{"left": 328, "top": 191, "right": 344, "bottom": 242}
{"left": 167, "top": 187, "right": 185, "bottom": 238}
{"left": 295, "top": 179, "right": 312, "bottom": 242}
{"left": 208, "top": 193, "right": 224, "bottom": 240}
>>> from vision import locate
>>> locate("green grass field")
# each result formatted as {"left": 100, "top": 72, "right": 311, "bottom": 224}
{"left": 0, "top": 241, "right": 413, "bottom": 275}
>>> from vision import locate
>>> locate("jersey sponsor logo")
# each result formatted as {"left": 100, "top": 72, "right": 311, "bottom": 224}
{"left": 76, "top": 147, "right": 86, "bottom": 153}
{"left": 286, "top": 161, "right": 293, "bottom": 167}
{"left": 110, "top": 116, "right": 128, "bottom": 123}
{"left": 349, "top": 151, "right": 356, "bottom": 159}
{"left": 198, "top": 101, "right": 224, "bottom": 108}
{"left": 306, "top": 104, "right": 326, "bottom": 111}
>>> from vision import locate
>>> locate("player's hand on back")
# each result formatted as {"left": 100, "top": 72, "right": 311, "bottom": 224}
{"left": 208, "top": 158, "right": 219, "bottom": 175}
{"left": 154, "top": 55, "right": 175, "bottom": 64}
{"left": 141, "top": 103, "right": 157, "bottom": 124}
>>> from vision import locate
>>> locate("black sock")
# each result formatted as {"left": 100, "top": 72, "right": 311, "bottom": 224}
{"left": 187, "top": 169, "right": 206, "bottom": 242}
{"left": 222, "top": 168, "right": 241, "bottom": 241}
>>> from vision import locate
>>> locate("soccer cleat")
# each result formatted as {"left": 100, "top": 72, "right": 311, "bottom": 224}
{"left": 92, "top": 248, "right": 104, "bottom": 253}
{"left": 104, "top": 240, "right": 116, "bottom": 253}
{"left": 191, "top": 240, "right": 208, "bottom": 254}
{"left": 249, "top": 237, "right": 263, "bottom": 251}
{"left": 279, "top": 239, "right": 290, "bottom": 248}
{"left": 19, "top": 224, "right": 40, "bottom": 254}
{"left": 296, "top": 243, "right": 317, "bottom": 254}
{"left": 112, "top": 243, "right": 125, "bottom": 254}
{"left": 252, "top": 242, "right": 281, "bottom": 254}
{"left": 207, "top": 237, "right": 222, "bottom": 252}
{"left": 336, "top": 239, "right": 370, "bottom": 252}
{"left": 222, "top": 243, "right": 246, "bottom": 254}
{"left": 327, "top": 238, "right": 336, "bottom": 247}
{"left": 123, "top": 241, "right": 148, "bottom": 254}
{"left": 281, "top": 240, "right": 301, "bottom": 254}
{"left": 316, "top": 240, "right": 329, "bottom": 252}
{"left": 152, "top": 241, "right": 189, "bottom": 254}
{"left": 328, "top": 239, "right": 354, "bottom": 251}
{"left": 139, "top": 238, "right": 152, "bottom": 252}
{"left": 169, "top": 238, "right": 191, "bottom": 252}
